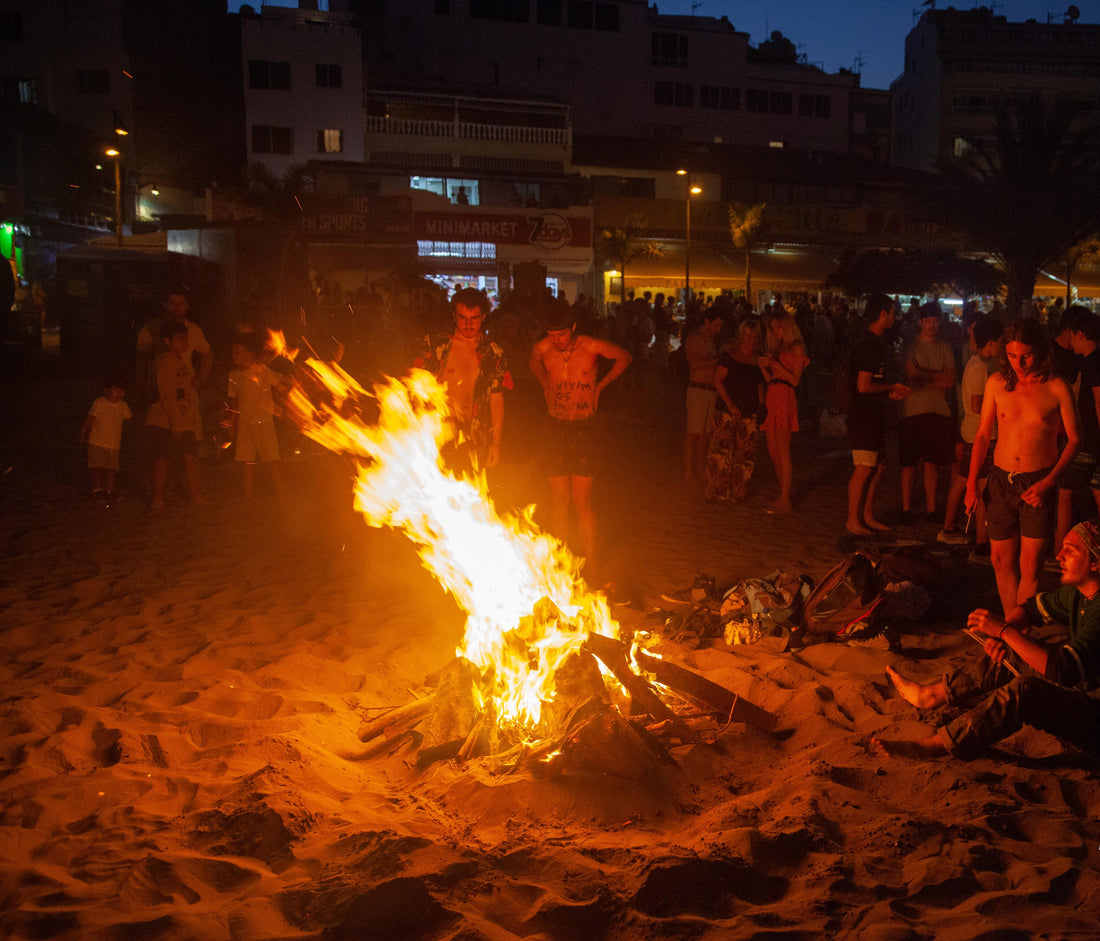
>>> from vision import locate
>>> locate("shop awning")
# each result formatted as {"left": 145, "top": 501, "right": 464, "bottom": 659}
{"left": 617, "top": 244, "right": 839, "bottom": 294}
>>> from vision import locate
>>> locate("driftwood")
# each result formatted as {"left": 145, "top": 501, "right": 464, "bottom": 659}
{"left": 358, "top": 694, "right": 436, "bottom": 742}
{"left": 632, "top": 649, "right": 776, "bottom": 733}
{"left": 541, "top": 700, "right": 675, "bottom": 779}
{"left": 583, "top": 633, "right": 698, "bottom": 743}
{"left": 350, "top": 728, "right": 419, "bottom": 761}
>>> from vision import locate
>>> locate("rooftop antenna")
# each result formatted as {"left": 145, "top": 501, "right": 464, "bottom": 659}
{"left": 853, "top": 51, "right": 866, "bottom": 74}
{"left": 691, "top": 1, "right": 702, "bottom": 19}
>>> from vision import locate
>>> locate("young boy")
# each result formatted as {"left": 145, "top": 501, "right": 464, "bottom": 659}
{"left": 146, "top": 318, "right": 206, "bottom": 509}
{"left": 227, "top": 330, "right": 287, "bottom": 501}
{"left": 79, "top": 378, "right": 132, "bottom": 501}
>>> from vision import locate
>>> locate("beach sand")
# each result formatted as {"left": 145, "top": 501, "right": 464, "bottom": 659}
{"left": 2, "top": 355, "right": 1098, "bottom": 940}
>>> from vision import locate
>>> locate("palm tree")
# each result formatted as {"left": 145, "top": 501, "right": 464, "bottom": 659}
{"left": 596, "top": 214, "right": 662, "bottom": 307}
{"left": 727, "top": 202, "right": 766, "bottom": 301}
{"left": 939, "top": 94, "right": 1100, "bottom": 317}
{"left": 1057, "top": 237, "right": 1100, "bottom": 308}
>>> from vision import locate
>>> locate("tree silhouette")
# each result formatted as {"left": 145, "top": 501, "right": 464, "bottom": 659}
{"left": 245, "top": 161, "right": 313, "bottom": 222}
{"left": 1057, "top": 237, "right": 1100, "bottom": 308}
{"left": 596, "top": 214, "right": 662, "bottom": 306}
{"left": 727, "top": 201, "right": 766, "bottom": 301}
{"left": 939, "top": 95, "right": 1100, "bottom": 317}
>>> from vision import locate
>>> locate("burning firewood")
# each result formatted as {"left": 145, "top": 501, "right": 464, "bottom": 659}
{"left": 631, "top": 649, "right": 776, "bottom": 733}
{"left": 583, "top": 633, "right": 698, "bottom": 743}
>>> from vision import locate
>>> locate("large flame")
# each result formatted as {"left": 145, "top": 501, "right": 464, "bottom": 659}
{"left": 279, "top": 340, "right": 620, "bottom": 735}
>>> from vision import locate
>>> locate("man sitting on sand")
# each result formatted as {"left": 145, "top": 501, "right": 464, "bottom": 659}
{"left": 873, "top": 521, "right": 1100, "bottom": 760}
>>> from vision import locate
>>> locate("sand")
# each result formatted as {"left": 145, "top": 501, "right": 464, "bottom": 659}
{"left": 1, "top": 356, "right": 1098, "bottom": 940}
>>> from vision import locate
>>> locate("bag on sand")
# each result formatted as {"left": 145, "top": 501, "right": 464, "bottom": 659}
{"left": 791, "top": 552, "right": 886, "bottom": 646}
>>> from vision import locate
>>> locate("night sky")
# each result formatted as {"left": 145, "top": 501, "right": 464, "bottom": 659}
{"left": 231, "top": 0, "right": 1100, "bottom": 91}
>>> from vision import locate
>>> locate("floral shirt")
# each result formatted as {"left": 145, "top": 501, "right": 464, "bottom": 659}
{"left": 415, "top": 332, "right": 513, "bottom": 449}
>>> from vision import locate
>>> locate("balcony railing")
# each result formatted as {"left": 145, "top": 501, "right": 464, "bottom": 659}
{"left": 366, "top": 116, "right": 569, "bottom": 147}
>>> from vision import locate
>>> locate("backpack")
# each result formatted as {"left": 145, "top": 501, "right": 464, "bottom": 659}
{"left": 792, "top": 552, "right": 886, "bottom": 645}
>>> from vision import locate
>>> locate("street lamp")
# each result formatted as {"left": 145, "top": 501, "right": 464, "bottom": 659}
{"left": 105, "top": 148, "right": 122, "bottom": 247}
{"left": 677, "top": 169, "right": 702, "bottom": 309}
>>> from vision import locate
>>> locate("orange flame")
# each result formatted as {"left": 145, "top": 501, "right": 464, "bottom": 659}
{"left": 276, "top": 335, "right": 620, "bottom": 735}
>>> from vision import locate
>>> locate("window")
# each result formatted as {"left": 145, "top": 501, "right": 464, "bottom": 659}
{"left": 769, "top": 91, "right": 792, "bottom": 114}
{"left": 746, "top": 88, "right": 767, "bottom": 112}
{"left": 77, "top": 69, "right": 109, "bottom": 94}
{"left": 651, "top": 31, "right": 688, "bottom": 67}
{"left": 317, "top": 129, "right": 343, "bottom": 153}
{"left": 537, "top": 0, "right": 562, "bottom": 24}
{"left": 470, "top": 0, "right": 528, "bottom": 21}
{"left": 252, "top": 125, "right": 293, "bottom": 154}
{"left": 656, "top": 82, "right": 692, "bottom": 106}
{"left": 0, "top": 11, "right": 22, "bottom": 41}
{"left": 798, "top": 93, "right": 831, "bottom": 117}
{"left": 701, "top": 85, "right": 738, "bottom": 110}
{"left": 568, "top": 1, "right": 592, "bottom": 27}
{"left": 249, "top": 60, "right": 291, "bottom": 90}
{"left": 316, "top": 64, "right": 342, "bottom": 88}
{"left": 594, "top": 3, "right": 618, "bottom": 29}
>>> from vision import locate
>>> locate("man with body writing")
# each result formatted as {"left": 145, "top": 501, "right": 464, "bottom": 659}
{"left": 416, "top": 288, "right": 511, "bottom": 472}
{"left": 966, "top": 318, "right": 1079, "bottom": 616}
{"left": 529, "top": 306, "right": 632, "bottom": 580}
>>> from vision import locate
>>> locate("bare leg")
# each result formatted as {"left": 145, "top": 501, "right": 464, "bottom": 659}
{"left": 571, "top": 475, "right": 596, "bottom": 574}
{"left": 771, "top": 426, "right": 793, "bottom": 512}
{"left": 885, "top": 665, "right": 949, "bottom": 709}
{"left": 242, "top": 462, "right": 256, "bottom": 501}
{"left": 548, "top": 475, "right": 571, "bottom": 544}
{"left": 151, "top": 458, "right": 169, "bottom": 508}
{"left": 1055, "top": 488, "right": 1073, "bottom": 554}
{"left": 182, "top": 453, "right": 208, "bottom": 505}
{"left": 922, "top": 460, "right": 938, "bottom": 515}
{"left": 862, "top": 463, "right": 889, "bottom": 529}
{"left": 943, "top": 473, "right": 966, "bottom": 531}
{"left": 683, "top": 432, "right": 701, "bottom": 482}
{"left": 990, "top": 536, "right": 1020, "bottom": 617}
{"left": 900, "top": 465, "right": 915, "bottom": 513}
{"left": 846, "top": 464, "right": 874, "bottom": 534}
{"left": 1017, "top": 534, "right": 1047, "bottom": 606}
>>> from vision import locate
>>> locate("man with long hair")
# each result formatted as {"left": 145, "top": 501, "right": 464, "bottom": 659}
{"left": 965, "top": 318, "right": 1079, "bottom": 616}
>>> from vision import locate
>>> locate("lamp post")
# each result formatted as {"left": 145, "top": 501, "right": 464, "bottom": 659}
{"left": 677, "top": 169, "right": 702, "bottom": 310}
{"left": 105, "top": 147, "right": 122, "bottom": 248}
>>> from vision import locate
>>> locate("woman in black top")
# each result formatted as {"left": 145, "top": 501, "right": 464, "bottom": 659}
{"left": 705, "top": 317, "right": 765, "bottom": 502}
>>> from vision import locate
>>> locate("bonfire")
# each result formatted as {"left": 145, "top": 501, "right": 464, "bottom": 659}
{"left": 273, "top": 334, "right": 771, "bottom": 778}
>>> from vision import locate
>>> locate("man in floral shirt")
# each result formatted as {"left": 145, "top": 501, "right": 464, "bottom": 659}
{"left": 416, "top": 288, "right": 512, "bottom": 471}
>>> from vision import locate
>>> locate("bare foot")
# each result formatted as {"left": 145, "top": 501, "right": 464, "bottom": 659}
{"left": 885, "top": 666, "right": 949, "bottom": 709}
{"left": 864, "top": 518, "right": 891, "bottom": 531}
{"left": 766, "top": 501, "right": 792, "bottom": 515}
{"left": 870, "top": 734, "right": 949, "bottom": 759}
{"left": 846, "top": 522, "right": 872, "bottom": 535}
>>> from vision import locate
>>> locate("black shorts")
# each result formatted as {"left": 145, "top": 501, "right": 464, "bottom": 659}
{"left": 149, "top": 426, "right": 199, "bottom": 461}
{"left": 984, "top": 464, "right": 1055, "bottom": 541}
{"left": 544, "top": 417, "right": 598, "bottom": 478}
{"left": 1057, "top": 450, "right": 1100, "bottom": 492}
{"left": 899, "top": 412, "right": 956, "bottom": 467}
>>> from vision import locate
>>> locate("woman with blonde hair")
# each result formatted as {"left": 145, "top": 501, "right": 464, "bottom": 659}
{"left": 758, "top": 310, "right": 810, "bottom": 514}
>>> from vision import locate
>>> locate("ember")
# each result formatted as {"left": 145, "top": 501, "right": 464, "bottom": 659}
{"left": 277, "top": 336, "right": 771, "bottom": 776}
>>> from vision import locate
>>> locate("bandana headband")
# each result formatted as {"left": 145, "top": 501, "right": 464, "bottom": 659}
{"left": 1072, "top": 521, "right": 1100, "bottom": 561}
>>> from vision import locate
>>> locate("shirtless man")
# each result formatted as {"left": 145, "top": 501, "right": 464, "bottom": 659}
{"left": 529, "top": 306, "right": 632, "bottom": 578}
{"left": 417, "top": 288, "right": 511, "bottom": 470}
{"left": 966, "top": 318, "right": 1079, "bottom": 616}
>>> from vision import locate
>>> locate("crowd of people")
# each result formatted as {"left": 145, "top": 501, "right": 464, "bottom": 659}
{"left": 75, "top": 280, "right": 1100, "bottom": 764}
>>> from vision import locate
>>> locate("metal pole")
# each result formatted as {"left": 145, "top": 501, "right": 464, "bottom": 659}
{"left": 113, "top": 157, "right": 123, "bottom": 248}
{"left": 685, "top": 182, "right": 691, "bottom": 309}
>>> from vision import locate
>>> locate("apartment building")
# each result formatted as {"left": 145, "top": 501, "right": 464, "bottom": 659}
{"left": 892, "top": 5, "right": 1100, "bottom": 172}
